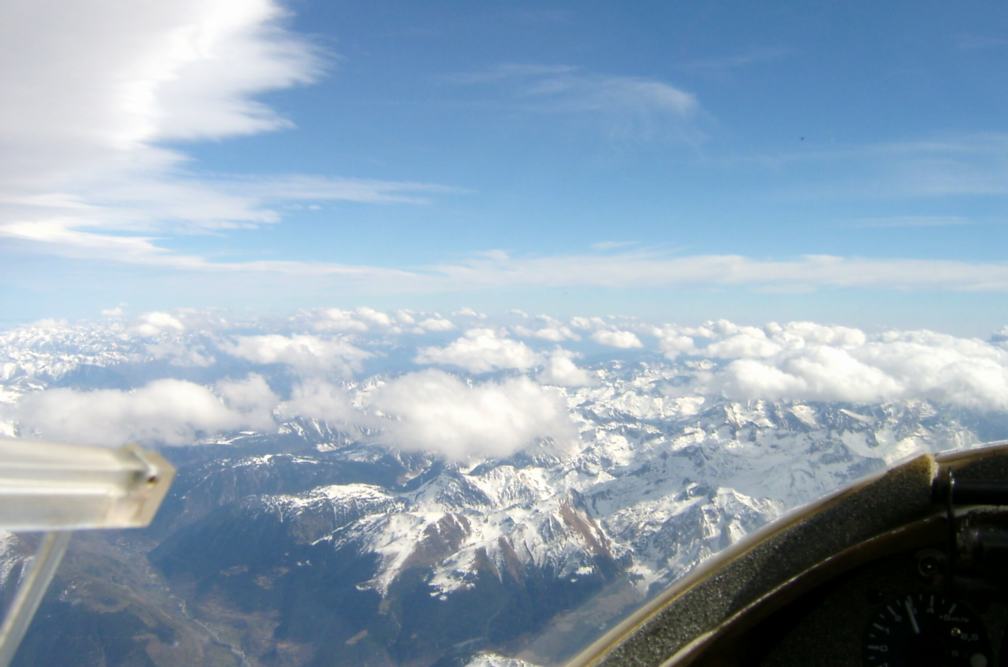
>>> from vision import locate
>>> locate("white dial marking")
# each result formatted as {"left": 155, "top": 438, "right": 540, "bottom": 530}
{"left": 905, "top": 596, "right": 920, "bottom": 635}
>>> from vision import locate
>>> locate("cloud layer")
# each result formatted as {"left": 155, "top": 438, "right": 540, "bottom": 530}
{"left": 223, "top": 334, "right": 370, "bottom": 376}
{"left": 657, "top": 320, "right": 1008, "bottom": 411}
{"left": 6, "top": 311, "right": 1008, "bottom": 457}
{"left": 16, "top": 375, "right": 276, "bottom": 446}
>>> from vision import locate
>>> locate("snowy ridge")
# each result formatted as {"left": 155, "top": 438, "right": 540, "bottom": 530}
{"left": 0, "top": 322, "right": 133, "bottom": 383}
{"left": 0, "top": 531, "right": 25, "bottom": 590}
{"left": 221, "top": 362, "right": 984, "bottom": 603}
{"left": 267, "top": 483, "right": 401, "bottom": 515}
{"left": 466, "top": 653, "right": 541, "bottom": 667}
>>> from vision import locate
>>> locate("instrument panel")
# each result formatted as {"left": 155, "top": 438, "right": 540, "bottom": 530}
{"left": 722, "top": 540, "right": 1008, "bottom": 666}
{"left": 863, "top": 592, "right": 989, "bottom": 666}
{"left": 573, "top": 447, "right": 1008, "bottom": 667}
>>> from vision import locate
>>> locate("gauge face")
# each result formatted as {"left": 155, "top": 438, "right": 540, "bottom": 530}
{"left": 864, "top": 593, "right": 991, "bottom": 667}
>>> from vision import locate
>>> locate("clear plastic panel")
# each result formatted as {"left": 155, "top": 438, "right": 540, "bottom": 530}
{"left": 0, "top": 439, "right": 174, "bottom": 531}
{"left": 0, "top": 439, "right": 174, "bottom": 666}
{"left": 0, "top": 532, "right": 70, "bottom": 667}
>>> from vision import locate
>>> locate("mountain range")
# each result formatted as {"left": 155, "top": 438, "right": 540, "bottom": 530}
{"left": 1, "top": 315, "right": 1006, "bottom": 665}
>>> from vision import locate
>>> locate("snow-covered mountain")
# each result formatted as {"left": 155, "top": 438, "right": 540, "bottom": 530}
{"left": 1, "top": 314, "right": 1006, "bottom": 665}
{"left": 9, "top": 401, "right": 987, "bottom": 665}
{"left": 137, "top": 390, "right": 987, "bottom": 666}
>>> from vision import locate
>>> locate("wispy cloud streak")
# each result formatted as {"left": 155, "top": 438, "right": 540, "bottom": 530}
{"left": 429, "top": 251, "right": 1008, "bottom": 293}
{"left": 729, "top": 133, "right": 1008, "bottom": 199}
{"left": 6, "top": 224, "right": 1008, "bottom": 294}
{"left": 447, "top": 63, "right": 697, "bottom": 117}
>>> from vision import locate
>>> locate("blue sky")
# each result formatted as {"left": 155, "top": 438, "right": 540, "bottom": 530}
{"left": 2, "top": 1, "right": 1007, "bottom": 333}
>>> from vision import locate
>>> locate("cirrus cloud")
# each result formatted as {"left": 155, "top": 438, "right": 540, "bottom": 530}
{"left": 0, "top": 0, "right": 451, "bottom": 276}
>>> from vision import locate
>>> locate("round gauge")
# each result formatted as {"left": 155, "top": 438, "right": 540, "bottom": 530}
{"left": 863, "top": 593, "right": 991, "bottom": 666}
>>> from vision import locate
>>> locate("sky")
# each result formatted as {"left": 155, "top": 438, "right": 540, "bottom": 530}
{"left": 2, "top": 1, "right": 1007, "bottom": 334}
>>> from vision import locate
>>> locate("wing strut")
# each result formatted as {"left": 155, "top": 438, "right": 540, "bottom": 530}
{"left": 0, "top": 439, "right": 174, "bottom": 666}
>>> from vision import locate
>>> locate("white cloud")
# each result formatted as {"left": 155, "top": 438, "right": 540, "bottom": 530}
{"left": 430, "top": 251, "right": 1008, "bottom": 293}
{"left": 515, "top": 317, "right": 580, "bottom": 342}
{"left": 764, "top": 321, "right": 867, "bottom": 348}
{"left": 856, "top": 331, "right": 1008, "bottom": 411}
{"left": 656, "top": 320, "right": 870, "bottom": 361}
{"left": 711, "top": 349, "right": 901, "bottom": 404}
{"left": 705, "top": 329, "right": 781, "bottom": 359}
{"left": 3, "top": 13, "right": 1006, "bottom": 302}
{"left": 0, "top": 0, "right": 449, "bottom": 272}
{"left": 10, "top": 201, "right": 1008, "bottom": 297}
{"left": 591, "top": 329, "right": 643, "bottom": 349}
{"left": 223, "top": 334, "right": 369, "bottom": 376}
{"left": 653, "top": 326, "right": 695, "bottom": 356}
{"left": 306, "top": 307, "right": 412, "bottom": 334}
{"left": 1, "top": 1, "right": 315, "bottom": 215}
{"left": 552, "top": 327, "right": 581, "bottom": 342}
{"left": 452, "top": 307, "right": 486, "bottom": 319}
{"left": 7, "top": 312, "right": 1008, "bottom": 455}
{"left": 0, "top": 179, "right": 451, "bottom": 271}
{"left": 711, "top": 359, "right": 806, "bottom": 399}
{"left": 512, "top": 324, "right": 578, "bottom": 342}
{"left": 418, "top": 317, "right": 456, "bottom": 332}
{"left": 215, "top": 374, "right": 279, "bottom": 419}
{"left": 15, "top": 375, "right": 278, "bottom": 446}
{"left": 677, "top": 322, "right": 1008, "bottom": 411}
{"left": 571, "top": 316, "right": 607, "bottom": 331}
{"left": 133, "top": 311, "right": 185, "bottom": 337}
{"left": 278, "top": 379, "right": 356, "bottom": 425}
{"left": 533, "top": 327, "right": 578, "bottom": 342}
{"left": 1, "top": 1, "right": 316, "bottom": 177}
{"left": 101, "top": 305, "right": 125, "bottom": 319}
{"left": 312, "top": 309, "right": 369, "bottom": 332}
{"left": 365, "top": 370, "right": 575, "bottom": 460}
{"left": 415, "top": 328, "right": 541, "bottom": 373}
{"left": 355, "top": 307, "right": 394, "bottom": 328}
{"left": 395, "top": 310, "right": 416, "bottom": 325}
{"left": 145, "top": 339, "right": 216, "bottom": 367}
{"left": 538, "top": 350, "right": 594, "bottom": 387}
